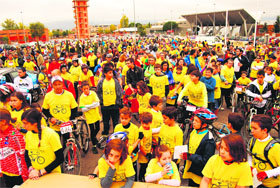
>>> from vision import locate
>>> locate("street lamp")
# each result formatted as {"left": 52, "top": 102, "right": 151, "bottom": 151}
{"left": 20, "top": 11, "right": 26, "bottom": 43}
{"left": 213, "top": 2, "right": 216, "bottom": 36}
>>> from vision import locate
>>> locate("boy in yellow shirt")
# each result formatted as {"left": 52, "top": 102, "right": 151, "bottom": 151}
{"left": 138, "top": 112, "right": 153, "bottom": 182}
{"left": 149, "top": 95, "right": 164, "bottom": 143}
{"left": 79, "top": 81, "right": 101, "bottom": 154}
{"left": 237, "top": 71, "right": 251, "bottom": 86}
{"left": 23, "top": 56, "right": 37, "bottom": 71}
{"left": 114, "top": 107, "right": 142, "bottom": 181}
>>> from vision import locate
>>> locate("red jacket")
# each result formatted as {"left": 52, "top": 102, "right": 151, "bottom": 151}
{"left": 47, "top": 61, "right": 61, "bottom": 75}
{"left": 47, "top": 78, "right": 76, "bottom": 99}
{"left": 0, "top": 126, "right": 28, "bottom": 180}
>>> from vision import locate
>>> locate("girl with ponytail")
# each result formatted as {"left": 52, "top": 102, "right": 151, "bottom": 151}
{"left": 22, "top": 108, "right": 64, "bottom": 180}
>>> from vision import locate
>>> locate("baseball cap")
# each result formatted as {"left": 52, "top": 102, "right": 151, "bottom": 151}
{"left": 51, "top": 76, "right": 63, "bottom": 84}
{"left": 106, "top": 54, "right": 113, "bottom": 58}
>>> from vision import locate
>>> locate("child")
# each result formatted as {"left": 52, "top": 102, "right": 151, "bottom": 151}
{"left": 200, "top": 68, "right": 216, "bottom": 111}
{"left": 159, "top": 106, "right": 183, "bottom": 156}
{"left": 149, "top": 95, "right": 164, "bottom": 142}
{"left": 145, "top": 145, "right": 181, "bottom": 186}
{"left": 60, "top": 64, "right": 73, "bottom": 84}
{"left": 114, "top": 107, "right": 142, "bottom": 181}
{"left": 149, "top": 64, "right": 169, "bottom": 103}
{"left": 178, "top": 70, "right": 208, "bottom": 108}
{"left": 79, "top": 64, "right": 95, "bottom": 87}
{"left": 181, "top": 108, "right": 216, "bottom": 187}
{"left": 0, "top": 109, "right": 28, "bottom": 187}
{"left": 97, "top": 65, "right": 122, "bottom": 136}
{"left": 212, "top": 65, "right": 221, "bottom": 115}
{"left": 227, "top": 112, "right": 244, "bottom": 135}
{"left": 136, "top": 81, "right": 152, "bottom": 114}
{"left": 238, "top": 71, "right": 251, "bottom": 86}
{"left": 167, "top": 65, "right": 184, "bottom": 106}
{"left": 249, "top": 114, "right": 280, "bottom": 188}
{"left": 98, "top": 139, "right": 135, "bottom": 188}
{"left": 264, "top": 66, "right": 276, "bottom": 84}
{"left": 38, "top": 65, "right": 49, "bottom": 89}
{"left": 79, "top": 81, "right": 101, "bottom": 154}
{"left": 138, "top": 112, "right": 153, "bottom": 182}
{"left": 201, "top": 134, "right": 253, "bottom": 188}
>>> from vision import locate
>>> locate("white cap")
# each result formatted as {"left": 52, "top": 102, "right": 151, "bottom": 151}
{"left": 51, "top": 76, "right": 63, "bottom": 84}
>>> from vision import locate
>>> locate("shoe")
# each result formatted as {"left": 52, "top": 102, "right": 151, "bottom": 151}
{"left": 92, "top": 146, "right": 98, "bottom": 154}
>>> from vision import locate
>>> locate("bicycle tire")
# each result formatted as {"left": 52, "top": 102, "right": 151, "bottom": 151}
{"left": 62, "top": 144, "right": 81, "bottom": 175}
{"left": 78, "top": 120, "right": 90, "bottom": 154}
{"left": 232, "top": 93, "right": 238, "bottom": 113}
{"left": 242, "top": 114, "right": 251, "bottom": 144}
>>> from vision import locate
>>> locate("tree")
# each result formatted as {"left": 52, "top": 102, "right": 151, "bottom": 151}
{"left": 274, "top": 16, "right": 280, "bottom": 33}
{"left": 18, "top": 22, "right": 28, "bottom": 30}
{"left": 97, "top": 27, "right": 104, "bottom": 34}
{"left": 120, "top": 15, "right": 129, "bottom": 28}
{"left": 0, "top": 37, "right": 9, "bottom": 44}
{"left": 110, "top": 24, "right": 117, "bottom": 33}
{"left": 137, "top": 25, "right": 146, "bottom": 36}
{"left": 163, "top": 21, "right": 178, "bottom": 32}
{"left": 261, "top": 22, "right": 268, "bottom": 33}
{"left": 52, "top": 29, "right": 61, "bottom": 38}
{"left": 62, "top": 30, "right": 69, "bottom": 37}
{"left": 145, "top": 22, "right": 151, "bottom": 29}
{"left": 1, "top": 19, "right": 18, "bottom": 30}
{"left": 29, "top": 22, "right": 45, "bottom": 41}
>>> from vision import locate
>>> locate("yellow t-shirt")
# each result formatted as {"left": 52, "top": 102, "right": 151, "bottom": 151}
{"left": 173, "top": 67, "right": 187, "bottom": 76}
{"left": 137, "top": 93, "right": 152, "bottom": 114}
{"left": 102, "top": 79, "right": 117, "bottom": 107}
{"left": 0, "top": 101, "right": 11, "bottom": 111}
{"left": 145, "top": 159, "right": 181, "bottom": 183}
{"left": 150, "top": 75, "right": 169, "bottom": 98}
{"left": 183, "top": 130, "right": 208, "bottom": 183}
{"left": 88, "top": 55, "right": 97, "bottom": 67}
{"left": 81, "top": 56, "right": 88, "bottom": 64}
{"left": 25, "top": 127, "right": 62, "bottom": 173}
{"left": 213, "top": 74, "right": 221, "bottom": 99}
{"left": 250, "top": 61, "right": 264, "bottom": 78}
{"left": 4, "top": 59, "right": 19, "bottom": 68}
{"left": 79, "top": 70, "right": 94, "bottom": 87}
{"left": 69, "top": 66, "right": 81, "bottom": 82}
{"left": 180, "top": 75, "right": 191, "bottom": 86}
{"left": 273, "top": 80, "right": 280, "bottom": 90}
{"left": 178, "top": 81, "right": 208, "bottom": 108}
{"left": 220, "top": 66, "right": 235, "bottom": 89}
{"left": 38, "top": 73, "right": 49, "bottom": 88}
{"left": 114, "top": 123, "right": 139, "bottom": 162}
{"left": 98, "top": 156, "right": 135, "bottom": 181}
{"left": 269, "top": 61, "right": 278, "bottom": 71}
{"left": 138, "top": 126, "right": 152, "bottom": 164}
{"left": 238, "top": 77, "right": 251, "bottom": 85}
{"left": 122, "top": 65, "right": 129, "bottom": 86}
{"left": 117, "top": 61, "right": 126, "bottom": 69}
{"left": 23, "top": 61, "right": 37, "bottom": 71}
{"left": 61, "top": 72, "right": 73, "bottom": 83}
{"left": 202, "top": 155, "right": 253, "bottom": 188}
{"left": 42, "top": 90, "right": 78, "bottom": 131}
{"left": 159, "top": 124, "right": 183, "bottom": 155}
{"left": 11, "top": 108, "right": 26, "bottom": 130}
{"left": 250, "top": 137, "right": 280, "bottom": 187}
{"left": 79, "top": 91, "right": 101, "bottom": 124}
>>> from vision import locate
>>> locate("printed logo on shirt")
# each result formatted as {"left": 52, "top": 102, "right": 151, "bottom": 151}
{"left": 104, "top": 88, "right": 114, "bottom": 96}
{"left": 211, "top": 177, "right": 239, "bottom": 188}
{"left": 0, "top": 147, "right": 15, "bottom": 160}
{"left": 29, "top": 150, "right": 45, "bottom": 165}
{"left": 52, "top": 105, "right": 67, "bottom": 114}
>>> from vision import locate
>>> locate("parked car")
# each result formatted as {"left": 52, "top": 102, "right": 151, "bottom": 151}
{"left": 0, "top": 68, "right": 40, "bottom": 102}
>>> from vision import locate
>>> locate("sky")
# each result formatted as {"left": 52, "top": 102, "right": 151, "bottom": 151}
{"left": 0, "top": 0, "right": 279, "bottom": 30}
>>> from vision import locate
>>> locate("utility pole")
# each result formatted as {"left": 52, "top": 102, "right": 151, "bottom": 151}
{"left": 20, "top": 11, "right": 26, "bottom": 43}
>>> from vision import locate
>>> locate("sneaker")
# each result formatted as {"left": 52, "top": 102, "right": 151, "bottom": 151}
{"left": 92, "top": 146, "right": 98, "bottom": 154}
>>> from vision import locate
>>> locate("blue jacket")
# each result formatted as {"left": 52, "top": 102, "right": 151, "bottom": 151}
{"left": 200, "top": 76, "right": 216, "bottom": 103}
{"left": 184, "top": 55, "right": 201, "bottom": 71}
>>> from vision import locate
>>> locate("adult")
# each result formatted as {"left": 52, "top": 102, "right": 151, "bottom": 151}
{"left": 233, "top": 48, "right": 250, "bottom": 79}
{"left": 14, "top": 67, "right": 33, "bottom": 101}
{"left": 184, "top": 49, "right": 201, "bottom": 71}
{"left": 35, "top": 50, "right": 44, "bottom": 68}
{"left": 126, "top": 58, "right": 144, "bottom": 90}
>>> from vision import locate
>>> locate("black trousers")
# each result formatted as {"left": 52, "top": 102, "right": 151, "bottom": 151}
{"left": 89, "top": 121, "right": 100, "bottom": 146}
{"left": 133, "top": 161, "right": 138, "bottom": 181}
{"left": 74, "top": 82, "right": 79, "bottom": 101}
{"left": 139, "top": 163, "right": 148, "bottom": 182}
{"left": 101, "top": 106, "right": 119, "bottom": 135}
{"left": 221, "top": 87, "right": 232, "bottom": 108}
{"left": 2, "top": 174, "right": 23, "bottom": 188}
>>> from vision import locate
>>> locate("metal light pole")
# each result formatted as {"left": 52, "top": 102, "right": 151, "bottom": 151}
{"left": 20, "top": 11, "right": 26, "bottom": 43}
{"left": 133, "top": 0, "right": 136, "bottom": 37}
{"left": 171, "top": 10, "right": 173, "bottom": 35}
{"left": 224, "top": 10, "right": 228, "bottom": 47}
{"left": 213, "top": 3, "right": 216, "bottom": 36}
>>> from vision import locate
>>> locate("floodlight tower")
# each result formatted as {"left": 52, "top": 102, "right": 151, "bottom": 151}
{"left": 73, "top": 0, "right": 90, "bottom": 39}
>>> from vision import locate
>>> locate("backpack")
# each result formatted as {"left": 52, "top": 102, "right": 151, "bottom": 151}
{"left": 249, "top": 137, "right": 280, "bottom": 169}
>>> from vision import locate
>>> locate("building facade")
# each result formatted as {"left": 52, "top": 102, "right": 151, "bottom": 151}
{"left": 73, "top": 0, "right": 90, "bottom": 39}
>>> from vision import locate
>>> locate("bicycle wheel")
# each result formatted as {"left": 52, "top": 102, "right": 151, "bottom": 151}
{"left": 62, "top": 143, "right": 81, "bottom": 175}
{"left": 77, "top": 120, "right": 90, "bottom": 155}
{"left": 232, "top": 93, "right": 238, "bottom": 113}
{"left": 242, "top": 114, "right": 251, "bottom": 144}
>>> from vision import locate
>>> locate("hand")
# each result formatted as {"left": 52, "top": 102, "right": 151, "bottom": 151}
{"left": 225, "top": 81, "right": 229, "bottom": 85}
{"left": 257, "top": 171, "right": 268, "bottom": 181}
{"left": 138, "top": 132, "right": 144, "bottom": 140}
{"left": 29, "top": 169, "right": 40, "bottom": 180}
{"left": 105, "top": 160, "right": 115, "bottom": 170}
{"left": 50, "top": 117, "right": 57, "bottom": 124}
{"left": 177, "top": 101, "right": 182, "bottom": 106}
{"left": 161, "top": 164, "right": 171, "bottom": 176}
{"left": 88, "top": 174, "right": 98, "bottom": 179}
{"left": 238, "top": 63, "right": 243, "bottom": 67}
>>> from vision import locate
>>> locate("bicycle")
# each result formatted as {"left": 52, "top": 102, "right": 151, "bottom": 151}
{"left": 231, "top": 84, "right": 247, "bottom": 113}
{"left": 58, "top": 117, "right": 90, "bottom": 175}
{"left": 265, "top": 94, "right": 280, "bottom": 138}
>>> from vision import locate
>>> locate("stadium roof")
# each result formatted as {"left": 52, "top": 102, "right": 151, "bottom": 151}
{"left": 182, "top": 9, "right": 255, "bottom": 26}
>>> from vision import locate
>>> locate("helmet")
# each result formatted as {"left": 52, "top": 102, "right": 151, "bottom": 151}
{"left": 193, "top": 108, "right": 217, "bottom": 124}
{"left": 0, "top": 84, "right": 15, "bottom": 97}
{"left": 81, "top": 64, "right": 88, "bottom": 69}
{"left": 106, "top": 132, "right": 128, "bottom": 144}
{"left": 0, "top": 75, "right": 6, "bottom": 85}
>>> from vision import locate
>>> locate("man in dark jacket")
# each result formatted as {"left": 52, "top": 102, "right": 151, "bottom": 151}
{"left": 126, "top": 58, "right": 144, "bottom": 90}
{"left": 233, "top": 48, "right": 250, "bottom": 79}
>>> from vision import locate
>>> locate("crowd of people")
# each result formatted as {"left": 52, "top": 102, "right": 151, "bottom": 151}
{"left": 0, "top": 35, "right": 280, "bottom": 188}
